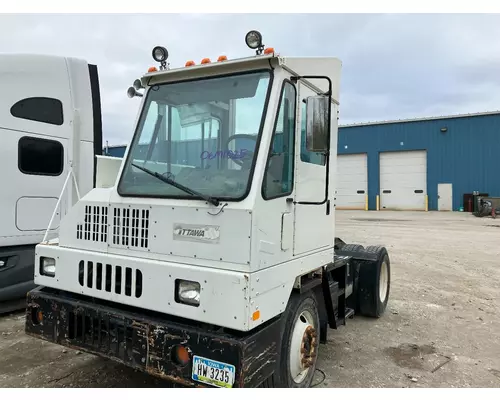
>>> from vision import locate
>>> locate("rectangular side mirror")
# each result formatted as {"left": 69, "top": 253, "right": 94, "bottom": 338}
{"left": 305, "top": 95, "right": 330, "bottom": 153}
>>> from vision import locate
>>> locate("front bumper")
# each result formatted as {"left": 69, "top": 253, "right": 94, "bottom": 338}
{"left": 25, "top": 287, "right": 280, "bottom": 388}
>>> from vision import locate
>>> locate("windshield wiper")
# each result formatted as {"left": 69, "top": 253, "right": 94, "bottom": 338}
{"left": 131, "top": 163, "right": 220, "bottom": 207}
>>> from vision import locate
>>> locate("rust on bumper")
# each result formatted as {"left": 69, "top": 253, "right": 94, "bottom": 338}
{"left": 25, "top": 287, "right": 280, "bottom": 388}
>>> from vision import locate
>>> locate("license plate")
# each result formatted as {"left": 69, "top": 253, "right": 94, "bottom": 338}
{"left": 191, "top": 355, "right": 236, "bottom": 388}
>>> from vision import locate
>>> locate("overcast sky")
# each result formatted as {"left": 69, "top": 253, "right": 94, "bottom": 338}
{"left": 1, "top": 13, "right": 499, "bottom": 145}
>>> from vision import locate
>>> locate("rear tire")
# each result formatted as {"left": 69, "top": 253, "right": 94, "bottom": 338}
{"left": 338, "top": 244, "right": 364, "bottom": 311}
{"left": 357, "top": 245, "right": 390, "bottom": 318}
{"left": 260, "top": 291, "right": 320, "bottom": 388}
{"left": 339, "top": 243, "right": 364, "bottom": 253}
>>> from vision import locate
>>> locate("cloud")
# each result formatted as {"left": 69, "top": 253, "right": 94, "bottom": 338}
{"left": 1, "top": 13, "right": 500, "bottom": 143}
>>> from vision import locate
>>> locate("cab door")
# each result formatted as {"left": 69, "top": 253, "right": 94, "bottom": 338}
{"left": 0, "top": 123, "right": 67, "bottom": 243}
{"left": 0, "top": 96, "right": 70, "bottom": 246}
{"left": 292, "top": 82, "right": 333, "bottom": 256}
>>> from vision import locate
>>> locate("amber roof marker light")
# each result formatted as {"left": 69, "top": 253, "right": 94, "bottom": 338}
{"left": 245, "top": 30, "right": 265, "bottom": 55}
{"left": 152, "top": 45, "right": 169, "bottom": 70}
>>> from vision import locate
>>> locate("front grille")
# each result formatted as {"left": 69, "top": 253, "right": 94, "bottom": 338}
{"left": 112, "top": 207, "right": 150, "bottom": 249}
{"left": 66, "top": 311, "right": 146, "bottom": 363}
{"left": 76, "top": 205, "right": 150, "bottom": 250}
{"left": 77, "top": 206, "right": 109, "bottom": 242}
{"left": 78, "top": 260, "right": 143, "bottom": 298}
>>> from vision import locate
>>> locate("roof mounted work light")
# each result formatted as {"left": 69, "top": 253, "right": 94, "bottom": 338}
{"left": 245, "top": 30, "right": 265, "bottom": 55}
{"left": 152, "top": 46, "right": 169, "bottom": 70}
{"left": 152, "top": 46, "right": 168, "bottom": 62}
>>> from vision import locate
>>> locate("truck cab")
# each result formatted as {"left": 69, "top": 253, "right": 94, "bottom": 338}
{"left": 25, "top": 32, "right": 391, "bottom": 388}
{"left": 0, "top": 54, "right": 102, "bottom": 312}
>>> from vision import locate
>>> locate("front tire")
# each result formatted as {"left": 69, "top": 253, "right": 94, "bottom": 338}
{"left": 260, "top": 291, "right": 320, "bottom": 388}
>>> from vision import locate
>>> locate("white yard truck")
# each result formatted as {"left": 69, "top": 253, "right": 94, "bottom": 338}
{"left": 24, "top": 31, "right": 391, "bottom": 388}
{"left": 0, "top": 53, "right": 102, "bottom": 313}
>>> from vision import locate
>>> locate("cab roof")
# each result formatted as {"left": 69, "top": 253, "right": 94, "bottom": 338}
{"left": 141, "top": 53, "right": 276, "bottom": 85}
{"left": 140, "top": 52, "right": 342, "bottom": 104}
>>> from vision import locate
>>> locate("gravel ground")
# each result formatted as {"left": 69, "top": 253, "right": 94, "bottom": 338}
{"left": 1, "top": 210, "right": 499, "bottom": 388}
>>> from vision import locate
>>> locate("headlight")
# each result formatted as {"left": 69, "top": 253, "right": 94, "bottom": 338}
{"left": 176, "top": 280, "right": 200, "bottom": 307}
{"left": 40, "top": 257, "right": 56, "bottom": 277}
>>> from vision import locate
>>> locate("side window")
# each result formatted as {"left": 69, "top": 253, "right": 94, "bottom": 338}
{"left": 300, "top": 101, "right": 325, "bottom": 166}
{"left": 262, "top": 81, "right": 296, "bottom": 200}
{"left": 11, "top": 97, "right": 64, "bottom": 126}
{"left": 18, "top": 136, "right": 64, "bottom": 176}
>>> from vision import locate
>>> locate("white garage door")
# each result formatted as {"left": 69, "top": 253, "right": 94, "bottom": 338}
{"left": 336, "top": 153, "right": 368, "bottom": 210}
{"left": 379, "top": 150, "right": 427, "bottom": 210}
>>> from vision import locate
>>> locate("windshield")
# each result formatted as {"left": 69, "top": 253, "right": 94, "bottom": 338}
{"left": 118, "top": 70, "right": 272, "bottom": 201}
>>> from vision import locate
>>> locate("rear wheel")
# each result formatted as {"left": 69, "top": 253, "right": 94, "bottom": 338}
{"left": 357, "top": 245, "right": 391, "bottom": 318}
{"left": 260, "top": 291, "right": 320, "bottom": 388}
{"left": 339, "top": 243, "right": 364, "bottom": 253}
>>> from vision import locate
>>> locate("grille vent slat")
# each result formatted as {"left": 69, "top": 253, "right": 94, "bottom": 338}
{"left": 76, "top": 206, "right": 149, "bottom": 249}
{"left": 78, "top": 260, "right": 143, "bottom": 298}
{"left": 112, "top": 207, "right": 149, "bottom": 249}
{"left": 67, "top": 311, "right": 138, "bottom": 362}
{"left": 76, "top": 206, "right": 109, "bottom": 243}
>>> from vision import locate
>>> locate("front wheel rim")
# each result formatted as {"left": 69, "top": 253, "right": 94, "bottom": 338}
{"left": 289, "top": 309, "right": 317, "bottom": 384}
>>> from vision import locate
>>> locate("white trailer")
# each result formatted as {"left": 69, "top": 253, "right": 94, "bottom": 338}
{"left": 0, "top": 54, "right": 102, "bottom": 312}
{"left": 25, "top": 32, "right": 391, "bottom": 388}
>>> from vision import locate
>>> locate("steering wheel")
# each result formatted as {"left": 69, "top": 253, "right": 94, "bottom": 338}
{"left": 223, "top": 134, "right": 257, "bottom": 168}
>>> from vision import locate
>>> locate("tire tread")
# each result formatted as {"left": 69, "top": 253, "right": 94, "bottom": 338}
{"left": 357, "top": 246, "right": 390, "bottom": 318}
{"left": 340, "top": 243, "right": 364, "bottom": 252}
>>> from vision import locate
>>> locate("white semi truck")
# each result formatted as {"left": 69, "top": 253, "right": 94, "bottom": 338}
{"left": 0, "top": 54, "right": 102, "bottom": 313}
{"left": 24, "top": 31, "right": 391, "bottom": 388}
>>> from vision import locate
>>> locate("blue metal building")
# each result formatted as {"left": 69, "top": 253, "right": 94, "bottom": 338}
{"left": 338, "top": 111, "right": 500, "bottom": 211}
{"left": 103, "top": 145, "right": 128, "bottom": 158}
{"left": 102, "top": 111, "right": 500, "bottom": 212}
